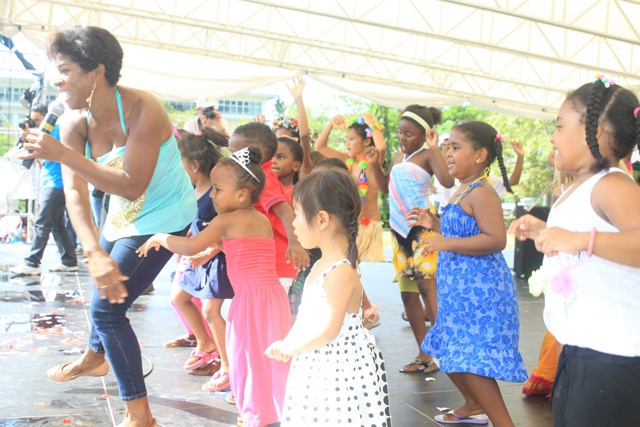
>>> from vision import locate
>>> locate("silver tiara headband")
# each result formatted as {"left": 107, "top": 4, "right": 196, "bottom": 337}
{"left": 231, "top": 148, "right": 261, "bottom": 183}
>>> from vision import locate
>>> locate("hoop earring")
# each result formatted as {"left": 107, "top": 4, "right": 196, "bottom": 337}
{"left": 86, "top": 81, "right": 97, "bottom": 109}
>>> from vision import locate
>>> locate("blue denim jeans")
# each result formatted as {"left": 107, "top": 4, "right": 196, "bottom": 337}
{"left": 90, "top": 191, "right": 105, "bottom": 227}
{"left": 88, "top": 229, "right": 186, "bottom": 401}
{"left": 25, "top": 187, "right": 77, "bottom": 268}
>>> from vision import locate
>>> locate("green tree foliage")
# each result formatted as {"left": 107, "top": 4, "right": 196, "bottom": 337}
{"left": 166, "top": 92, "right": 556, "bottom": 223}
{"left": 274, "top": 97, "right": 286, "bottom": 116}
{"left": 281, "top": 95, "right": 557, "bottom": 220}
{"left": 0, "top": 133, "right": 16, "bottom": 156}
{"left": 486, "top": 114, "right": 556, "bottom": 201}
{"left": 436, "top": 104, "right": 556, "bottom": 202}
{"left": 164, "top": 102, "right": 197, "bottom": 129}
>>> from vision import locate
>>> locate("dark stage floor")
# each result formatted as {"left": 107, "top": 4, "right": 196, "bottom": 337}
{"left": 0, "top": 242, "right": 551, "bottom": 426}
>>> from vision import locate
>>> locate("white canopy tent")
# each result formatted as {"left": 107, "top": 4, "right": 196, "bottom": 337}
{"left": 1, "top": 0, "right": 640, "bottom": 119}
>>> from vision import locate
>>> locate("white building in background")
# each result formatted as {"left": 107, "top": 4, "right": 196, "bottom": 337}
{"left": 167, "top": 93, "right": 275, "bottom": 131}
{"left": 0, "top": 76, "right": 57, "bottom": 125}
{"left": 2, "top": 73, "right": 274, "bottom": 142}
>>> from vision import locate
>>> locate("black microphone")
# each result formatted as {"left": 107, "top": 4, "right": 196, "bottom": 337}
{"left": 22, "top": 100, "right": 66, "bottom": 169}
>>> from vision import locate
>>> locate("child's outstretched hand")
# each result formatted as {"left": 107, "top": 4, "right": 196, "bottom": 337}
{"left": 186, "top": 244, "right": 221, "bottom": 268}
{"left": 265, "top": 341, "right": 292, "bottom": 363}
{"left": 252, "top": 114, "right": 265, "bottom": 123}
{"left": 136, "top": 233, "right": 166, "bottom": 257}
{"left": 330, "top": 115, "right": 346, "bottom": 129}
{"left": 407, "top": 206, "right": 438, "bottom": 230}
{"left": 508, "top": 214, "right": 546, "bottom": 241}
{"left": 419, "top": 232, "right": 447, "bottom": 256}
{"left": 363, "top": 145, "right": 379, "bottom": 163}
{"left": 286, "top": 242, "right": 311, "bottom": 271}
{"left": 286, "top": 76, "right": 306, "bottom": 100}
{"left": 425, "top": 128, "right": 439, "bottom": 149}
{"left": 511, "top": 140, "right": 525, "bottom": 158}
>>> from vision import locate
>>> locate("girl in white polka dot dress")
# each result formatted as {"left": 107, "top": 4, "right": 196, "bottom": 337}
{"left": 266, "top": 169, "right": 391, "bottom": 427}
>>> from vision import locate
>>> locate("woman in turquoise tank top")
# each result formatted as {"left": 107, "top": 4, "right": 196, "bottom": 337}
{"left": 21, "top": 26, "right": 196, "bottom": 427}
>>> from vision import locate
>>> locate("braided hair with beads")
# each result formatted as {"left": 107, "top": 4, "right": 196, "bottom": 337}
{"left": 565, "top": 76, "right": 640, "bottom": 173}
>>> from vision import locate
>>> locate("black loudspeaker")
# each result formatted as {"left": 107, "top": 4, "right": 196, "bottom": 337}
{"left": 513, "top": 205, "right": 550, "bottom": 279}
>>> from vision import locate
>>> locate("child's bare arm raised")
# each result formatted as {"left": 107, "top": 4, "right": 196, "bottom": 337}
{"left": 425, "top": 129, "right": 455, "bottom": 188}
{"left": 315, "top": 115, "right": 348, "bottom": 160}
{"left": 287, "top": 77, "right": 314, "bottom": 179}
{"left": 364, "top": 147, "right": 393, "bottom": 193}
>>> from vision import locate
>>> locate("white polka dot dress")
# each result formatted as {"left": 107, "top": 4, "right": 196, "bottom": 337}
{"left": 281, "top": 260, "right": 391, "bottom": 427}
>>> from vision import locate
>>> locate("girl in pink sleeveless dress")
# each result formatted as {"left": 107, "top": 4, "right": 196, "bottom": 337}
{"left": 138, "top": 146, "right": 291, "bottom": 427}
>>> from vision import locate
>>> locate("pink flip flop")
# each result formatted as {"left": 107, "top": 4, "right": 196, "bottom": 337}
{"left": 183, "top": 348, "right": 219, "bottom": 370}
{"left": 202, "top": 371, "right": 230, "bottom": 392}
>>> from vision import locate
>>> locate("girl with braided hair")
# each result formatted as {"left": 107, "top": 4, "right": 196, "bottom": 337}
{"left": 510, "top": 77, "right": 640, "bottom": 426}
{"left": 266, "top": 169, "right": 390, "bottom": 427}
{"left": 409, "top": 121, "right": 527, "bottom": 426}
{"left": 315, "top": 112, "right": 387, "bottom": 329}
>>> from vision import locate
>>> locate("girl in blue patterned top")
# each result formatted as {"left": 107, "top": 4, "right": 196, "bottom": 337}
{"left": 409, "top": 121, "right": 526, "bottom": 426}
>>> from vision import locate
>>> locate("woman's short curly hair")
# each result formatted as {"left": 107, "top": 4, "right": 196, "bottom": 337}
{"left": 46, "top": 26, "right": 123, "bottom": 86}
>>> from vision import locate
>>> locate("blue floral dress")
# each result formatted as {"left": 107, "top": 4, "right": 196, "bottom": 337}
{"left": 421, "top": 182, "right": 527, "bottom": 382}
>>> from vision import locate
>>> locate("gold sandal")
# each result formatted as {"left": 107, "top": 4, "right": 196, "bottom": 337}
{"left": 47, "top": 360, "right": 109, "bottom": 382}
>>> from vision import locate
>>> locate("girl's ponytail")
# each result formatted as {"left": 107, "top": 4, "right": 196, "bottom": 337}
{"left": 347, "top": 214, "right": 359, "bottom": 267}
{"left": 177, "top": 128, "right": 226, "bottom": 175}
{"left": 200, "top": 127, "right": 229, "bottom": 148}
{"left": 494, "top": 136, "right": 514, "bottom": 194}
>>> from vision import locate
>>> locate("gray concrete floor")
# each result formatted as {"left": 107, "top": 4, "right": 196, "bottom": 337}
{"left": 0, "top": 242, "right": 552, "bottom": 426}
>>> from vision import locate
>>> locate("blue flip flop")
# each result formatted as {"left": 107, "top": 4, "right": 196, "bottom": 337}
{"left": 434, "top": 412, "right": 488, "bottom": 424}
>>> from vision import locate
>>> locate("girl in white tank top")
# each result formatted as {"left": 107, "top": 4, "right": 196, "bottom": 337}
{"left": 509, "top": 77, "right": 640, "bottom": 426}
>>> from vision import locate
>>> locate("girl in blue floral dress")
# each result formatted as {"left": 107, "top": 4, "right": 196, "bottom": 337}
{"left": 409, "top": 121, "right": 527, "bottom": 426}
